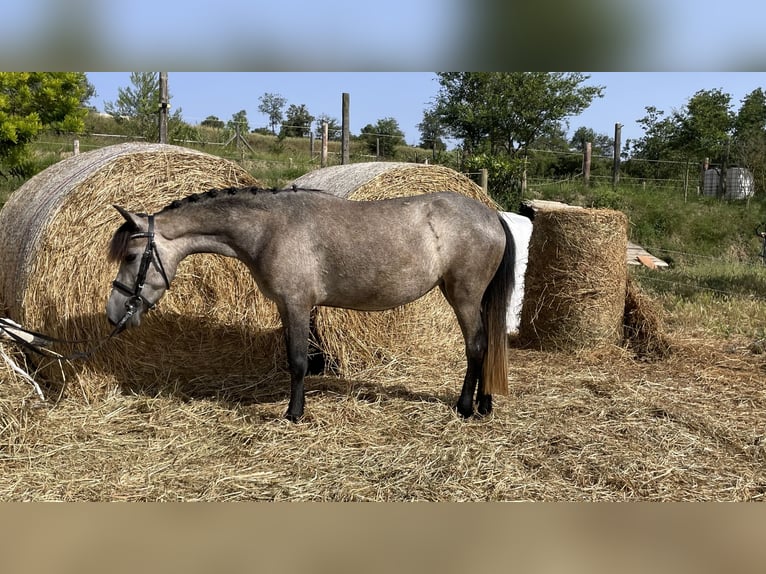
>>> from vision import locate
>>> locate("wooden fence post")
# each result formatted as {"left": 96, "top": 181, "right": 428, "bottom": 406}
{"left": 522, "top": 156, "right": 528, "bottom": 194}
{"left": 612, "top": 123, "right": 622, "bottom": 187}
{"left": 321, "top": 122, "right": 328, "bottom": 168}
{"left": 480, "top": 168, "right": 488, "bottom": 195}
{"left": 341, "top": 92, "right": 350, "bottom": 165}
{"left": 582, "top": 141, "right": 592, "bottom": 186}
{"left": 158, "top": 72, "right": 169, "bottom": 144}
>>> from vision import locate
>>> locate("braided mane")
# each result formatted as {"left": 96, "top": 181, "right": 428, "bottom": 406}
{"left": 158, "top": 186, "right": 290, "bottom": 213}
{"left": 108, "top": 186, "right": 324, "bottom": 261}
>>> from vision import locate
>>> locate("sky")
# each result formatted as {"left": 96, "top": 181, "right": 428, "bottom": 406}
{"left": 3, "top": 0, "right": 766, "bottom": 70}
{"left": 85, "top": 72, "right": 766, "bottom": 148}
{"left": 4, "top": 0, "right": 766, "bottom": 147}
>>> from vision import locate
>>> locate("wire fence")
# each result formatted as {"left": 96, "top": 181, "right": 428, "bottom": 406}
{"left": 36, "top": 129, "right": 427, "bottom": 164}
{"left": 10, "top": 129, "right": 766, "bottom": 305}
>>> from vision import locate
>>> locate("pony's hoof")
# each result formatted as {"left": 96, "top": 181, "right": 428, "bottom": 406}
{"left": 455, "top": 401, "right": 473, "bottom": 419}
{"left": 476, "top": 395, "right": 493, "bottom": 417}
{"left": 284, "top": 410, "right": 303, "bottom": 423}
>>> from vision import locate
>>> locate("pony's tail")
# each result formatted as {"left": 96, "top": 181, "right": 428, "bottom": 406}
{"left": 481, "top": 215, "right": 514, "bottom": 396}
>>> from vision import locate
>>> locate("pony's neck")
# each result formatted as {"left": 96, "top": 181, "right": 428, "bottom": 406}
{"left": 154, "top": 206, "right": 246, "bottom": 260}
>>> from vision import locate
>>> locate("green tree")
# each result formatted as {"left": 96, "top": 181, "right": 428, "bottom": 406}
{"left": 417, "top": 108, "right": 447, "bottom": 151}
{"left": 431, "top": 72, "right": 603, "bottom": 156}
{"left": 622, "top": 106, "right": 683, "bottom": 180}
{"left": 280, "top": 104, "right": 314, "bottom": 138}
{"left": 732, "top": 88, "right": 766, "bottom": 192}
{"left": 672, "top": 88, "right": 734, "bottom": 164}
{"left": 0, "top": 72, "right": 92, "bottom": 177}
{"left": 227, "top": 109, "right": 250, "bottom": 133}
{"left": 314, "top": 114, "right": 341, "bottom": 141}
{"left": 104, "top": 72, "right": 187, "bottom": 142}
{"left": 569, "top": 126, "right": 613, "bottom": 157}
{"left": 734, "top": 88, "right": 766, "bottom": 138}
{"left": 201, "top": 115, "right": 224, "bottom": 129}
{"left": 360, "top": 117, "right": 405, "bottom": 158}
{"left": 258, "top": 93, "right": 287, "bottom": 135}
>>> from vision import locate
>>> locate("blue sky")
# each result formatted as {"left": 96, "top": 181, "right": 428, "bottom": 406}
{"left": 86, "top": 72, "right": 766, "bottom": 147}
{"left": 3, "top": 0, "right": 766, "bottom": 70}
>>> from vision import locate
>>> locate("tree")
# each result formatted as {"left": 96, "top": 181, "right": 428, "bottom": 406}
{"left": 201, "top": 115, "right": 224, "bottom": 129}
{"left": 314, "top": 114, "right": 341, "bottom": 140}
{"left": 569, "top": 126, "right": 614, "bottom": 157}
{"left": 623, "top": 106, "right": 681, "bottom": 180}
{"left": 280, "top": 104, "right": 314, "bottom": 138}
{"left": 104, "top": 72, "right": 187, "bottom": 142}
{"left": 672, "top": 88, "right": 734, "bottom": 164}
{"left": 431, "top": 72, "right": 604, "bottom": 156}
{"left": 227, "top": 109, "right": 250, "bottom": 133}
{"left": 417, "top": 108, "right": 447, "bottom": 151}
{"left": 0, "top": 72, "right": 92, "bottom": 177}
{"left": 258, "top": 93, "right": 287, "bottom": 135}
{"left": 360, "top": 118, "right": 405, "bottom": 158}
{"left": 732, "top": 88, "right": 766, "bottom": 191}
{"left": 734, "top": 88, "right": 766, "bottom": 138}
{"left": 630, "top": 106, "right": 678, "bottom": 161}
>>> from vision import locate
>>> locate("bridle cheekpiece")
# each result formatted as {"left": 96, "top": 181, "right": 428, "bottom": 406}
{"left": 111, "top": 214, "right": 171, "bottom": 327}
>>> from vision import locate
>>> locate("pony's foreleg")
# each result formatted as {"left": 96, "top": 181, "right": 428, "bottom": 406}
{"left": 279, "top": 303, "right": 311, "bottom": 423}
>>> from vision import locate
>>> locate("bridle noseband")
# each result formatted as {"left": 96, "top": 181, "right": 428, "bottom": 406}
{"left": 111, "top": 214, "right": 171, "bottom": 325}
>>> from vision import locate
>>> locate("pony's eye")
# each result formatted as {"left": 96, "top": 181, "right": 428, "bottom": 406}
{"left": 125, "top": 253, "right": 138, "bottom": 263}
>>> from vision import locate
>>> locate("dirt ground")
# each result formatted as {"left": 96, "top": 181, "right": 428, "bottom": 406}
{"left": 1, "top": 329, "right": 764, "bottom": 501}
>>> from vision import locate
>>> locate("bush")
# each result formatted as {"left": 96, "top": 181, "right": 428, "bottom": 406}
{"left": 464, "top": 153, "right": 526, "bottom": 210}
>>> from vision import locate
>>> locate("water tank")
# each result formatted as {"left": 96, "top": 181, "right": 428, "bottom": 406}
{"left": 724, "top": 167, "right": 754, "bottom": 200}
{"left": 702, "top": 168, "right": 721, "bottom": 197}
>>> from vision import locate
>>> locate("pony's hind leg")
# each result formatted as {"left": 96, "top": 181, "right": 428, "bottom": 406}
{"left": 457, "top": 348, "right": 483, "bottom": 418}
{"left": 443, "top": 285, "right": 487, "bottom": 418}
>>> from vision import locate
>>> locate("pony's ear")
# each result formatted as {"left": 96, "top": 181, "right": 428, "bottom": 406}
{"left": 113, "top": 205, "right": 143, "bottom": 229}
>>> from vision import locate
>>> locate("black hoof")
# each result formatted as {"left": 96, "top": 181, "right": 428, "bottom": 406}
{"left": 285, "top": 410, "right": 303, "bottom": 423}
{"left": 455, "top": 400, "right": 473, "bottom": 419}
{"left": 476, "top": 395, "right": 493, "bottom": 417}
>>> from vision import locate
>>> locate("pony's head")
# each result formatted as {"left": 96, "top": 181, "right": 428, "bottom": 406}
{"left": 106, "top": 205, "right": 173, "bottom": 331}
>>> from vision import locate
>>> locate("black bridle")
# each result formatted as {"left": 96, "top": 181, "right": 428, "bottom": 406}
{"left": 1, "top": 215, "right": 172, "bottom": 373}
{"left": 111, "top": 214, "right": 171, "bottom": 330}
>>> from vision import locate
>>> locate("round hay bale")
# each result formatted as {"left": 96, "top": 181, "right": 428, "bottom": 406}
{"left": 519, "top": 206, "right": 629, "bottom": 351}
{"left": 0, "top": 142, "right": 280, "bottom": 400}
{"left": 290, "top": 162, "right": 497, "bottom": 206}
{"left": 289, "top": 162, "right": 497, "bottom": 377}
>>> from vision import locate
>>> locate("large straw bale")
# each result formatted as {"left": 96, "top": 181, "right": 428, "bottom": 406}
{"left": 290, "top": 162, "right": 496, "bottom": 375}
{"left": 291, "top": 162, "right": 497, "bottom": 206}
{"left": 0, "top": 143, "right": 274, "bottom": 399}
{"left": 519, "top": 206, "right": 629, "bottom": 351}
